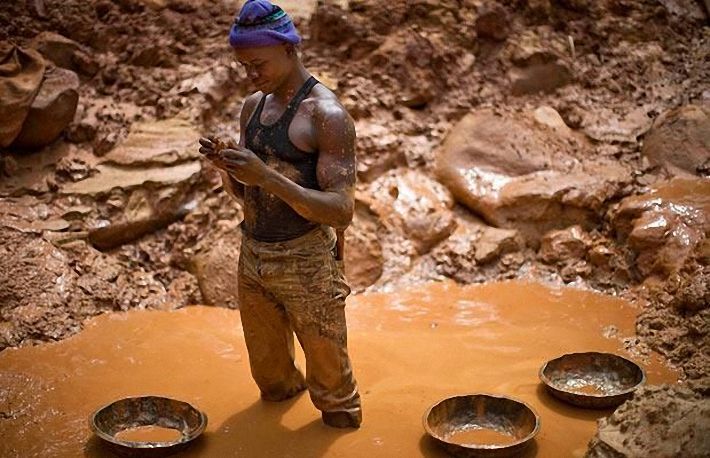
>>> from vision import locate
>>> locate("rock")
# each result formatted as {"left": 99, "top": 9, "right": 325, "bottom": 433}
{"left": 189, "top": 230, "right": 242, "bottom": 309}
{"left": 30, "top": 32, "right": 81, "bottom": 70}
{"left": 539, "top": 225, "right": 590, "bottom": 264}
{"left": 657, "top": 0, "right": 707, "bottom": 22}
{"left": 510, "top": 62, "right": 572, "bottom": 95}
{"left": 100, "top": 119, "right": 201, "bottom": 166}
{"left": 474, "top": 227, "right": 523, "bottom": 264}
{"left": 586, "top": 385, "right": 710, "bottom": 458}
{"left": 475, "top": 3, "right": 510, "bottom": 41}
{"left": 362, "top": 170, "right": 457, "bottom": 255}
{"left": 344, "top": 203, "right": 384, "bottom": 291}
{"left": 175, "top": 66, "right": 234, "bottom": 104}
{"left": 61, "top": 161, "right": 201, "bottom": 195}
{"left": 355, "top": 121, "right": 405, "bottom": 182}
{"left": 642, "top": 105, "right": 710, "bottom": 176}
{"left": 130, "top": 45, "right": 175, "bottom": 68}
{"left": 0, "top": 143, "right": 79, "bottom": 197}
{"left": 11, "top": 67, "right": 80, "bottom": 149}
{"left": 29, "top": 32, "right": 99, "bottom": 77}
{"left": 583, "top": 106, "right": 654, "bottom": 144}
{"left": 88, "top": 188, "right": 193, "bottom": 250}
{"left": 0, "top": 44, "right": 46, "bottom": 148}
{"left": 612, "top": 178, "right": 709, "bottom": 278}
{"left": 436, "top": 109, "right": 627, "bottom": 243}
{"left": 533, "top": 105, "right": 573, "bottom": 135}
{"left": 505, "top": 29, "right": 573, "bottom": 95}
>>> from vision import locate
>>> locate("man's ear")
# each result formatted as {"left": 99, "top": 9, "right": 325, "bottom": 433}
{"left": 284, "top": 43, "right": 298, "bottom": 57}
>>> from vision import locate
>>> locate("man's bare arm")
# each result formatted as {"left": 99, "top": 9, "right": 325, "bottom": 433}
{"left": 257, "top": 101, "right": 356, "bottom": 229}
{"left": 218, "top": 92, "right": 263, "bottom": 201}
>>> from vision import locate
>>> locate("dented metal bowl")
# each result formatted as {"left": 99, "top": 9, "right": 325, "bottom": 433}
{"left": 539, "top": 352, "right": 646, "bottom": 409}
{"left": 89, "top": 395, "right": 207, "bottom": 457}
{"left": 423, "top": 394, "right": 540, "bottom": 457}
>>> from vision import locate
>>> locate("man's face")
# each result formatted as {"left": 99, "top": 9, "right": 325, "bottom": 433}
{"left": 234, "top": 45, "right": 292, "bottom": 94}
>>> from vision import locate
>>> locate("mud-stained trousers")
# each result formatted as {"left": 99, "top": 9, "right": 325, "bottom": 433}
{"left": 237, "top": 225, "right": 361, "bottom": 418}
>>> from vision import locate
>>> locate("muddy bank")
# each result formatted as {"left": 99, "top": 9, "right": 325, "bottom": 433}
{"left": 0, "top": 281, "right": 677, "bottom": 457}
{"left": 586, "top": 384, "right": 710, "bottom": 457}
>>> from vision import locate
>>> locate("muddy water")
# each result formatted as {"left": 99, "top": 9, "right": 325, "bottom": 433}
{"left": 448, "top": 428, "right": 516, "bottom": 446}
{"left": 114, "top": 425, "right": 183, "bottom": 443}
{"left": 0, "top": 281, "right": 676, "bottom": 458}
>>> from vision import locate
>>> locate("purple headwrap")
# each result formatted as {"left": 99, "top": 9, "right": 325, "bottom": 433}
{"left": 229, "top": 0, "right": 301, "bottom": 48}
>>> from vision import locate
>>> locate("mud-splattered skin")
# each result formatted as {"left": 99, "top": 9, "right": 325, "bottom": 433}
{"left": 198, "top": 43, "right": 361, "bottom": 428}
{"left": 199, "top": 44, "right": 357, "bottom": 232}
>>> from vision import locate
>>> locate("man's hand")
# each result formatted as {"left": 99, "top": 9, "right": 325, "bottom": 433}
{"left": 219, "top": 147, "right": 269, "bottom": 186}
{"left": 198, "top": 137, "right": 222, "bottom": 164}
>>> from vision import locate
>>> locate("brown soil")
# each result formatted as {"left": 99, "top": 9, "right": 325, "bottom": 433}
{"left": 1, "top": 0, "right": 709, "bottom": 455}
{"left": 586, "top": 384, "right": 710, "bottom": 457}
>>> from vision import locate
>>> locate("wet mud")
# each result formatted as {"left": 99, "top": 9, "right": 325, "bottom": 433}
{"left": 0, "top": 281, "right": 676, "bottom": 457}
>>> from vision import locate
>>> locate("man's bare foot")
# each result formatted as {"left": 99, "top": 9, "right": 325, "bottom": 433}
{"left": 322, "top": 410, "right": 362, "bottom": 428}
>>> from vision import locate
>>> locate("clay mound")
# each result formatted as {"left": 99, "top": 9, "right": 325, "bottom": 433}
{"left": 586, "top": 384, "right": 710, "bottom": 458}
{"left": 435, "top": 108, "right": 631, "bottom": 243}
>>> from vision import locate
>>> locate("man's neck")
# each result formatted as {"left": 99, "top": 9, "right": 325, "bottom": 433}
{"left": 271, "top": 62, "right": 311, "bottom": 103}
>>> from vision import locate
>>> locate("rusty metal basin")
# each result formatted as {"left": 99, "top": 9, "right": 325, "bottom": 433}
{"left": 423, "top": 394, "right": 540, "bottom": 457}
{"left": 539, "top": 352, "right": 646, "bottom": 409}
{"left": 89, "top": 395, "right": 207, "bottom": 457}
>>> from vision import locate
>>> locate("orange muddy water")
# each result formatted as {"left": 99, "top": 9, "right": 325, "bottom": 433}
{"left": 114, "top": 425, "right": 183, "bottom": 443}
{"left": 448, "top": 428, "right": 516, "bottom": 446}
{"left": 0, "top": 281, "right": 676, "bottom": 457}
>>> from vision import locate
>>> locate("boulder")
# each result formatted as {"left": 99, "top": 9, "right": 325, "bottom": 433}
{"left": 11, "top": 67, "right": 80, "bottom": 149}
{"left": 362, "top": 170, "right": 457, "bottom": 255}
{"left": 190, "top": 230, "right": 242, "bottom": 309}
{"left": 436, "top": 109, "right": 628, "bottom": 243}
{"left": 642, "top": 105, "right": 710, "bottom": 176}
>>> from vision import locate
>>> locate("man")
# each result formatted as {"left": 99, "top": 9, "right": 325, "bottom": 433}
{"left": 198, "top": 0, "right": 361, "bottom": 428}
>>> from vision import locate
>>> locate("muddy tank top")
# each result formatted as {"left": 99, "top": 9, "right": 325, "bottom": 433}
{"left": 243, "top": 76, "right": 320, "bottom": 242}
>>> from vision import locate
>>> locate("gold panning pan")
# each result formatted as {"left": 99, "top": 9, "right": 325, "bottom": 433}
{"left": 89, "top": 395, "right": 207, "bottom": 457}
{"left": 539, "top": 352, "right": 646, "bottom": 409}
{"left": 423, "top": 393, "right": 540, "bottom": 457}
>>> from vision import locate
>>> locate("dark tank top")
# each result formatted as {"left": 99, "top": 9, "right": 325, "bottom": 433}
{"left": 243, "top": 76, "right": 321, "bottom": 242}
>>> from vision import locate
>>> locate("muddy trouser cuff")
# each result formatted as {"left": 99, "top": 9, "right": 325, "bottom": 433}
{"left": 238, "top": 225, "right": 361, "bottom": 415}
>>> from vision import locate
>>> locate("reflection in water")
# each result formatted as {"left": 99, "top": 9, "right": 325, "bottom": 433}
{"left": 0, "top": 280, "right": 677, "bottom": 458}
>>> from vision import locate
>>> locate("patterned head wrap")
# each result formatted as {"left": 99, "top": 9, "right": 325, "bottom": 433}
{"left": 229, "top": 0, "right": 301, "bottom": 48}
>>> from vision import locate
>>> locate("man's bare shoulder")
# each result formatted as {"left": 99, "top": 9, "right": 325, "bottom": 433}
{"left": 241, "top": 91, "right": 263, "bottom": 118}
{"left": 307, "top": 84, "right": 353, "bottom": 129}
